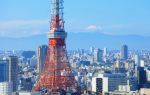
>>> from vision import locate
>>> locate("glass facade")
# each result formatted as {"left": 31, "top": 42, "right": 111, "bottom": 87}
{"left": 0, "top": 60, "right": 8, "bottom": 82}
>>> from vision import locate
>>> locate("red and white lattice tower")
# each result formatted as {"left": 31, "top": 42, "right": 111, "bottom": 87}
{"left": 33, "top": 0, "right": 77, "bottom": 92}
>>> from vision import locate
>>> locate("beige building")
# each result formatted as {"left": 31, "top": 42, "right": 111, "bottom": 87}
{"left": 140, "top": 88, "right": 150, "bottom": 95}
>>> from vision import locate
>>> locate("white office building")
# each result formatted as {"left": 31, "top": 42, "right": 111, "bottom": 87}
{"left": 0, "top": 82, "right": 12, "bottom": 95}
{"left": 140, "top": 60, "right": 145, "bottom": 67}
{"left": 92, "top": 73, "right": 128, "bottom": 94}
{"left": 135, "top": 54, "right": 140, "bottom": 66}
{"left": 103, "top": 48, "right": 107, "bottom": 62}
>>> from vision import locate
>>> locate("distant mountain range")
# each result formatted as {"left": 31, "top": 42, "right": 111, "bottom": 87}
{"left": 0, "top": 32, "right": 150, "bottom": 50}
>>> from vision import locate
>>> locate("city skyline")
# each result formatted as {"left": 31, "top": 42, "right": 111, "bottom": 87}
{"left": 0, "top": 0, "right": 150, "bottom": 95}
{"left": 0, "top": 0, "right": 150, "bottom": 50}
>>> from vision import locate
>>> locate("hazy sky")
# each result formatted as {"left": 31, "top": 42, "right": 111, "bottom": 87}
{"left": 0, "top": 0, "right": 150, "bottom": 37}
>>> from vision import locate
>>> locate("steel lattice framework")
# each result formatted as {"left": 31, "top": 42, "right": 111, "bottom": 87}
{"left": 33, "top": 0, "right": 77, "bottom": 92}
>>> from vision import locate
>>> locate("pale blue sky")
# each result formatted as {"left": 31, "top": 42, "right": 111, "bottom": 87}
{"left": 0, "top": 0, "right": 150, "bottom": 37}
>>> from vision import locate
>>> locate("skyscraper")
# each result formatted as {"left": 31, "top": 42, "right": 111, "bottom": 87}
{"left": 103, "top": 48, "right": 107, "bottom": 62}
{"left": 0, "top": 60, "right": 12, "bottom": 95}
{"left": 120, "top": 45, "right": 128, "bottom": 60}
{"left": 90, "top": 47, "right": 94, "bottom": 55}
{"left": 135, "top": 54, "right": 140, "bottom": 66}
{"left": 8, "top": 56, "right": 18, "bottom": 92}
{"left": 135, "top": 66, "right": 147, "bottom": 89}
{"left": 94, "top": 48, "right": 103, "bottom": 63}
{"left": 0, "top": 60, "right": 9, "bottom": 82}
{"left": 37, "top": 45, "right": 48, "bottom": 74}
{"left": 103, "top": 48, "right": 107, "bottom": 57}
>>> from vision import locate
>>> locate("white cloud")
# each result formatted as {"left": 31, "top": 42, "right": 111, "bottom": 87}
{"left": 85, "top": 25, "right": 102, "bottom": 32}
{"left": 0, "top": 20, "right": 49, "bottom": 37}
{"left": 0, "top": 20, "right": 136, "bottom": 37}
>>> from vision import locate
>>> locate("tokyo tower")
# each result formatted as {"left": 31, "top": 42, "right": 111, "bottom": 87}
{"left": 33, "top": 0, "right": 78, "bottom": 93}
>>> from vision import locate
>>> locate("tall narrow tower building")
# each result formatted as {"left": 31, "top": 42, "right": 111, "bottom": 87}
{"left": 37, "top": 45, "right": 48, "bottom": 74}
{"left": 8, "top": 56, "right": 18, "bottom": 92}
{"left": 33, "top": 0, "right": 77, "bottom": 93}
{"left": 94, "top": 48, "right": 103, "bottom": 63}
{"left": 0, "top": 60, "right": 12, "bottom": 95}
{"left": 120, "top": 45, "right": 128, "bottom": 60}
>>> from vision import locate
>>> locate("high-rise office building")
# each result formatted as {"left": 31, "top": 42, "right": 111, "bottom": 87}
{"left": 135, "top": 54, "right": 140, "bottom": 66}
{"left": 103, "top": 48, "right": 107, "bottom": 62}
{"left": 114, "top": 60, "right": 127, "bottom": 73}
{"left": 92, "top": 78, "right": 103, "bottom": 95}
{"left": 146, "top": 69, "right": 150, "bottom": 82}
{"left": 140, "top": 60, "right": 145, "bottom": 67}
{"left": 92, "top": 73, "right": 128, "bottom": 94}
{"left": 30, "top": 55, "right": 37, "bottom": 67}
{"left": 135, "top": 66, "right": 147, "bottom": 89}
{"left": 120, "top": 45, "right": 128, "bottom": 60}
{"left": 37, "top": 45, "right": 48, "bottom": 74}
{"left": 129, "top": 77, "right": 138, "bottom": 91}
{"left": 0, "top": 60, "right": 12, "bottom": 95}
{"left": 94, "top": 48, "right": 103, "bottom": 63}
{"left": 8, "top": 56, "right": 19, "bottom": 92}
{"left": 90, "top": 47, "right": 94, "bottom": 55}
{"left": 0, "top": 60, "right": 9, "bottom": 82}
{"left": 20, "top": 77, "right": 33, "bottom": 91}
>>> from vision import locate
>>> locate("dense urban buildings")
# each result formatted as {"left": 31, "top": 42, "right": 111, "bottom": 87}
{"left": 0, "top": 46, "right": 150, "bottom": 94}
{"left": 0, "top": 0, "right": 150, "bottom": 95}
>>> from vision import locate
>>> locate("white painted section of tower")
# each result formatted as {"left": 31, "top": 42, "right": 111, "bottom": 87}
{"left": 48, "top": 32, "right": 67, "bottom": 38}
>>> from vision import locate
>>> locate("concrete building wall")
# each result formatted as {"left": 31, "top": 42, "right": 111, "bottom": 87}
{"left": 0, "top": 82, "right": 12, "bottom": 95}
{"left": 103, "top": 77, "right": 108, "bottom": 93}
{"left": 92, "top": 77, "right": 96, "bottom": 92}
